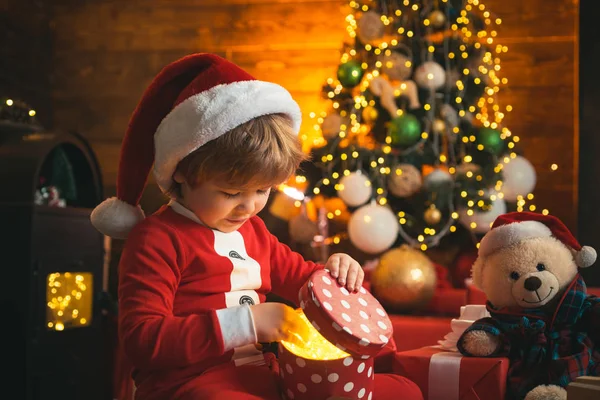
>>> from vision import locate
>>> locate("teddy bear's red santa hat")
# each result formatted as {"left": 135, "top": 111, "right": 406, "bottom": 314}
{"left": 478, "top": 212, "right": 596, "bottom": 268}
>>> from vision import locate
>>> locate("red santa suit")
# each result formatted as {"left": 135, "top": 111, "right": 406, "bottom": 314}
{"left": 118, "top": 202, "right": 422, "bottom": 400}
{"left": 89, "top": 53, "right": 422, "bottom": 400}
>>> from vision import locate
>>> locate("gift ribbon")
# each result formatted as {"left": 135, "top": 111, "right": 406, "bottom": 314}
{"left": 428, "top": 350, "right": 462, "bottom": 400}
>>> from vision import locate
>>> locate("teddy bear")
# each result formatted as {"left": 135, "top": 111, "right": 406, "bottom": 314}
{"left": 456, "top": 211, "right": 600, "bottom": 400}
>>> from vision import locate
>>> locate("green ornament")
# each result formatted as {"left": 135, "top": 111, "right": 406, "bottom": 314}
{"left": 477, "top": 127, "right": 504, "bottom": 155}
{"left": 337, "top": 61, "right": 364, "bottom": 88}
{"left": 388, "top": 114, "right": 421, "bottom": 147}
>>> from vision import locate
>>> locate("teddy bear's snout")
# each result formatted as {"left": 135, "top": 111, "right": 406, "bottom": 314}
{"left": 524, "top": 276, "right": 542, "bottom": 291}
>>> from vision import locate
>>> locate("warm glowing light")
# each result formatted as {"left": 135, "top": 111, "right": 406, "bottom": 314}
{"left": 281, "top": 310, "right": 350, "bottom": 360}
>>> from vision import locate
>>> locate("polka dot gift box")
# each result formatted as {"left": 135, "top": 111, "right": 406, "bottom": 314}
{"left": 279, "top": 269, "right": 393, "bottom": 400}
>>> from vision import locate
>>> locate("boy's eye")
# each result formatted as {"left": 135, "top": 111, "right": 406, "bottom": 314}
{"left": 257, "top": 189, "right": 270, "bottom": 195}
{"left": 221, "top": 191, "right": 240, "bottom": 198}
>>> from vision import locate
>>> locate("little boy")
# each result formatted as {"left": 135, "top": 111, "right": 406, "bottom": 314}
{"left": 92, "top": 53, "right": 422, "bottom": 400}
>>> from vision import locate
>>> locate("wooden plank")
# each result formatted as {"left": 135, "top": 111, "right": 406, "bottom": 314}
{"left": 51, "top": 37, "right": 574, "bottom": 110}
{"left": 477, "top": 0, "right": 576, "bottom": 39}
{"left": 89, "top": 141, "right": 122, "bottom": 186}
{"left": 52, "top": 0, "right": 576, "bottom": 54}
{"left": 499, "top": 40, "right": 575, "bottom": 88}
{"left": 52, "top": 1, "right": 348, "bottom": 52}
{"left": 52, "top": 49, "right": 335, "bottom": 98}
{"left": 53, "top": 91, "right": 330, "bottom": 142}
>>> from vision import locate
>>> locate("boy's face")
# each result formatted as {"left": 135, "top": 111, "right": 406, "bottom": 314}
{"left": 175, "top": 174, "right": 271, "bottom": 232}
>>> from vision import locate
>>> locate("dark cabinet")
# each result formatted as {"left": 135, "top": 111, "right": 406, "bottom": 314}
{"left": 0, "top": 124, "right": 112, "bottom": 400}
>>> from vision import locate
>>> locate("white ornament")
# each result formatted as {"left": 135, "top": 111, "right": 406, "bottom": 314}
{"left": 458, "top": 193, "right": 507, "bottom": 234}
{"left": 357, "top": 11, "right": 385, "bottom": 44}
{"left": 388, "top": 164, "right": 422, "bottom": 198}
{"left": 501, "top": 155, "right": 537, "bottom": 201}
{"left": 338, "top": 171, "right": 373, "bottom": 207}
{"left": 348, "top": 203, "right": 399, "bottom": 254}
{"left": 321, "top": 113, "right": 345, "bottom": 140}
{"left": 423, "top": 169, "right": 453, "bottom": 191}
{"left": 381, "top": 51, "right": 412, "bottom": 81}
{"left": 414, "top": 61, "right": 446, "bottom": 90}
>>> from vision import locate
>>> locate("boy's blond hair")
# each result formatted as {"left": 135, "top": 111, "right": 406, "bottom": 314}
{"left": 170, "top": 113, "right": 306, "bottom": 196}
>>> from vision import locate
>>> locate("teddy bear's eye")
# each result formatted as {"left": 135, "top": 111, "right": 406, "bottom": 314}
{"left": 536, "top": 263, "right": 546, "bottom": 271}
{"left": 510, "top": 271, "right": 520, "bottom": 281}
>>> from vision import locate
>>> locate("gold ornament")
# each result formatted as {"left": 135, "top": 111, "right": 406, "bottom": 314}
{"left": 429, "top": 10, "right": 446, "bottom": 28}
{"left": 370, "top": 245, "right": 437, "bottom": 312}
{"left": 362, "top": 106, "right": 379, "bottom": 123}
{"left": 432, "top": 119, "right": 446, "bottom": 134}
{"left": 424, "top": 205, "right": 442, "bottom": 225}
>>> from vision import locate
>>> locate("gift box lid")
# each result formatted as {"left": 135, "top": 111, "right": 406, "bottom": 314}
{"left": 298, "top": 269, "right": 393, "bottom": 358}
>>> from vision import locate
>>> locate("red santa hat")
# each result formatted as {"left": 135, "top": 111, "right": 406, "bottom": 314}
{"left": 90, "top": 53, "right": 302, "bottom": 239}
{"left": 478, "top": 211, "right": 596, "bottom": 268}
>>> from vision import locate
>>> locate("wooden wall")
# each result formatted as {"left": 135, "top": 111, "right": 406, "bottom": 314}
{"left": 1, "top": 0, "right": 53, "bottom": 128}
{"left": 51, "top": 0, "right": 579, "bottom": 228}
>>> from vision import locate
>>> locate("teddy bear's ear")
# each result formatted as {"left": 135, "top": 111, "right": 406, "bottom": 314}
{"left": 471, "top": 257, "right": 485, "bottom": 290}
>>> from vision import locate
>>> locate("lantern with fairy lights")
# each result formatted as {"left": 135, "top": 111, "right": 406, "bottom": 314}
{"left": 286, "top": 0, "right": 546, "bottom": 260}
{"left": 0, "top": 108, "right": 111, "bottom": 400}
{"left": 278, "top": 270, "right": 393, "bottom": 399}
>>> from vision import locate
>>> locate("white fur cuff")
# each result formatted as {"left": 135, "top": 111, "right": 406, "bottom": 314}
{"left": 216, "top": 304, "right": 258, "bottom": 352}
{"left": 90, "top": 197, "right": 145, "bottom": 239}
{"left": 479, "top": 220, "right": 552, "bottom": 257}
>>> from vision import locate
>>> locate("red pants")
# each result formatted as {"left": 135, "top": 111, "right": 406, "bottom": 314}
{"left": 173, "top": 355, "right": 423, "bottom": 400}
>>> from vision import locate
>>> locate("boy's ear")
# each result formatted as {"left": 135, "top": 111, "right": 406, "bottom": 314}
{"left": 173, "top": 170, "right": 185, "bottom": 184}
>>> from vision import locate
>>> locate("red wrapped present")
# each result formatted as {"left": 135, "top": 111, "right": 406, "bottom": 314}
{"left": 278, "top": 270, "right": 394, "bottom": 400}
{"left": 424, "top": 288, "right": 467, "bottom": 316}
{"left": 393, "top": 346, "right": 508, "bottom": 400}
{"left": 389, "top": 315, "right": 451, "bottom": 352}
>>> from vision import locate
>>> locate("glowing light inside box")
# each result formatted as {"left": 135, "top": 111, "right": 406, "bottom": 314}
{"left": 281, "top": 310, "right": 350, "bottom": 360}
{"left": 46, "top": 272, "right": 93, "bottom": 331}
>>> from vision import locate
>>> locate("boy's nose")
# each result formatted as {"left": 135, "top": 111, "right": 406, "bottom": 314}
{"left": 236, "top": 200, "right": 254, "bottom": 214}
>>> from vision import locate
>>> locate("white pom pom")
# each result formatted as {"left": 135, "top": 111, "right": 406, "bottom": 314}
{"left": 576, "top": 246, "right": 597, "bottom": 268}
{"left": 90, "top": 197, "right": 145, "bottom": 239}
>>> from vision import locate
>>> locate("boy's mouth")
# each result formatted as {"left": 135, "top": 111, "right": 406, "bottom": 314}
{"left": 226, "top": 217, "right": 249, "bottom": 224}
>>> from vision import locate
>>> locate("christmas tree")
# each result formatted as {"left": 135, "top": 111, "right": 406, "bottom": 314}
{"left": 280, "top": 0, "right": 540, "bottom": 261}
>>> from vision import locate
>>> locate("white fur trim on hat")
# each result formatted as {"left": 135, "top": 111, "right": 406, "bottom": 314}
{"left": 478, "top": 220, "right": 552, "bottom": 257}
{"left": 153, "top": 80, "right": 302, "bottom": 192}
{"left": 576, "top": 246, "right": 597, "bottom": 268}
{"left": 90, "top": 197, "right": 145, "bottom": 239}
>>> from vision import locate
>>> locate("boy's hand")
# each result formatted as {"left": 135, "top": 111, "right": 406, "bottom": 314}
{"left": 250, "top": 303, "right": 310, "bottom": 347}
{"left": 325, "top": 253, "right": 364, "bottom": 292}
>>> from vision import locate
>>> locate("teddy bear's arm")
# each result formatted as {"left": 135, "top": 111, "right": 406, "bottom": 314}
{"left": 457, "top": 317, "right": 505, "bottom": 357}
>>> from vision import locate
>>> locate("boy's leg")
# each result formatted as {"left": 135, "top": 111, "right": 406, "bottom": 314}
{"left": 373, "top": 374, "right": 424, "bottom": 400}
{"left": 175, "top": 361, "right": 282, "bottom": 400}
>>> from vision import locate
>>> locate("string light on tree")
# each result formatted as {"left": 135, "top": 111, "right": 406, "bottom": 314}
{"left": 278, "top": 0, "right": 544, "bottom": 256}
